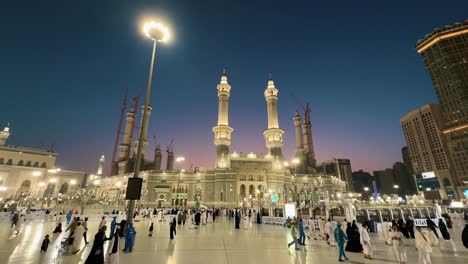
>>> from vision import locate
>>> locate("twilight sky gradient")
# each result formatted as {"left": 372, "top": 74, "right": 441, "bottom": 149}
{"left": 1, "top": 1, "right": 467, "bottom": 175}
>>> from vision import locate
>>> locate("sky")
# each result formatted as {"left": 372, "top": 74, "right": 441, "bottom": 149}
{"left": 0, "top": 0, "right": 467, "bottom": 175}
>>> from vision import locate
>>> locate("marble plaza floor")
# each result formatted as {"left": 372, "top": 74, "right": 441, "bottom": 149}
{"left": 1, "top": 216, "right": 467, "bottom": 264}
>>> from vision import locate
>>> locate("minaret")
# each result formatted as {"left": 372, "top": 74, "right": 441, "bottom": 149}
{"left": 166, "top": 150, "right": 174, "bottom": 171}
{"left": 134, "top": 105, "right": 152, "bottom": 158}
{"left": 97, "top": 153, "right": 105, "bottom": 176}
{"left": 212, "top": 69, "right": 233, "bottom": 168}
{"left": 303, "top": 103, "right": 317, "bottom": 169}
{"left": 0, "top": 123, "right": 10, "bottom": 146}
{"left": 263, "top": 74, "right": 284, "bottom": 159}
{"left": 154, "top": 145, "right": 162, "bottom": 170}
{"left": 293, "top": 112, "right": 306, "bottom": 173}
{"left": 118, "top": 108, "right": 136, "bottom": 161}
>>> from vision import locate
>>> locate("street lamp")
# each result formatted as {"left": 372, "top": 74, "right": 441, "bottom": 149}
{"left": 127, "top": 20, "right": 171, "bottom": 225}
{"left": 175, "top": 156, "right": 185, "bottom": 207}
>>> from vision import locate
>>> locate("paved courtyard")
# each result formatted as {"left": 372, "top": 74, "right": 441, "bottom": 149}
{"left": 1, "top": 216, "right": 467, "bottom": 263}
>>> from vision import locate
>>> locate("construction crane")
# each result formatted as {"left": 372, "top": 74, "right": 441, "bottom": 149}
{"left": 166, "top": 138, "right": 174, "bottom": 154}
{"left": 111, "top": 89, "right": 128, "bottom": 167}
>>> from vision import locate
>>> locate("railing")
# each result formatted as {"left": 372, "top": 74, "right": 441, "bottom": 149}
{"left": 262, "top": 216, "right": 286, "bottom": 225}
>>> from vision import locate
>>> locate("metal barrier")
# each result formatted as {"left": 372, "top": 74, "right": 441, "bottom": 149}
{"left": 262, "top": 216, "right": 286, "bottom": 225}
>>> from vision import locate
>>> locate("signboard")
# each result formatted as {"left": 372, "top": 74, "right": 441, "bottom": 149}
{"left": 125, "top": 178, "right": 143, "bottom": 200}
{"left": 422, "top": 171, "right": 436, "bottom": 179}
{"left": 271, "top": 193, "right": 279, "bottom": 203}
{"left": 450, "top": 201, "right": 463, "bottom": 208}
{"left": 285, "top": 203, "right": 296, "bottom": 218}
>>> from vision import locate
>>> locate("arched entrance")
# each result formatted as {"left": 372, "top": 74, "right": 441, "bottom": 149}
{"left": 59, "top": 183, "right": 69, "bottom": 194}
{"left": 16, "top": 180, "right": 31, "bottom": 199}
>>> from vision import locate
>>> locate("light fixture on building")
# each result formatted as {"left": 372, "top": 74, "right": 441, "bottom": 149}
{"left": 32, "top": 171, "right": 42, "bottom": 177}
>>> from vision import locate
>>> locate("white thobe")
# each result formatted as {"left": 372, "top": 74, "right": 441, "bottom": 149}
{"left": 360, "top": 226, "right": 373, "bottom": 256}
{"left": 415, "top": 230, "right": 437, "bottom": 264}
{"left": 391, "top": 231, "right": 407, "bottom": 262}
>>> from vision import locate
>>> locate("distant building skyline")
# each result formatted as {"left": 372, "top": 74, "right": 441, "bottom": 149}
{"left": 415, "top": 20, "right": 468, "bottom": 198}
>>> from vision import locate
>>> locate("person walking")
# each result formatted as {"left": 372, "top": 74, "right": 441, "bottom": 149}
{"left": 83, "top": 217, "right": 89, "bottom": 244}
{"left": 334, "top": 223, "right": 349, "bottom": 262}
{"left": 360, "top": 222, "right": 373, "bottom": 259}
{"left": 391, "top": 225, "right": 407, "bottom": 264}
{"left": 345, "top": 222, "right": 363, "bottom": 252}
{"left": 98, "top": 216, "right": 106, "bottom": 232}
{"left": 462, "top": 222, "right": 468, "bottom": 249}
{"left": 123, "top": 223, "right": 136, "bottom": 253}
{"left": 235, "top": 210, "right": 240, "bottom": 229}
{"left": 426, "top": 217, "right": 439, "bottom": 239}
{"left": 298, "top": 218, "right": 306, "bottom": 245}
{"left": 106, "top": 225, "right": 120, "bottom": 264}
{"left": 149, "top": 222, "right": 154, "bottom": 237}
{"left": 287, "top": 219, "right": 300, "bottom": 250}
{"left": 10, "top": 212, "right": 19, "bottom": 229}
{"left": 14, "top": 215, "right": 24, "bottom": 235}
{"left": 181, "top": 210, "right": 187, "bottom": 226}
{"left": 406, "top": 217, "right": 415, "bottom": 238}
{"left": 170, "top": 217, "right": 177, "bottom": 239}
{"left": 66, "top": 211, "right": 73, "bottom": 225}
{"left": 85, "top": 225, "right": 107, "bottom": 264}
{"left": 71, "top": 222, "right": 85, "bottom": 253}
{"left": 40, "top": 234, "right": 50, "bottom": 252}
{"left": 438, "top": 218, "right": 456, "bottom": 251}
{"left": 110, "top": 217, "right": 117, "bottom": 238}
{"left": 415, "top": 226, "right": 438, "bottom": 264}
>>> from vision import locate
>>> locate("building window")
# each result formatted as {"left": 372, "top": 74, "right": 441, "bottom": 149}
{"left": 0, "top": 158, "right": 3, "bottom": 165}
{"left": 6, "top": 159, "right": 12, "bottom": 165}
{"left": 17, "top": 160, "right": 24, "bottom": 166}
{"left": 41, "top": 162, "right": 46, "bottom": 168}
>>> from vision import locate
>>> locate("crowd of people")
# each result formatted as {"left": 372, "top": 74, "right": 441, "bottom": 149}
{"left": 4, "top": 207, "right": 468, "bottom": 264}
{"left": 284, "top": 215, "right": 466, "bottom": 263}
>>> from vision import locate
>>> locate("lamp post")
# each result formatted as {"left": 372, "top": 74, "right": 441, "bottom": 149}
{"left": 126, "top": 21, "right": 170, "bottom": 225}
{"left": 174, "top": 156, "right": 185, "bottom": 207}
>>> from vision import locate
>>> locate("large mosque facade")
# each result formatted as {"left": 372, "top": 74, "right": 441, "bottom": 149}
{"left": 106, "top": 72, "right": 348, "bottom": 210}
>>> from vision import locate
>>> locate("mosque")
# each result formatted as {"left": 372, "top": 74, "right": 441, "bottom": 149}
{"left": 105, "top": 71, "right": 348, "bottom": 211}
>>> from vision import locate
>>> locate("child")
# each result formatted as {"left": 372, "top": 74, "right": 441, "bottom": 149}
{"left": 149, "top": 222, "right": 154, "bottom": 237}
{"left": 41, "top": 235, "right": 50, "bottom": 252}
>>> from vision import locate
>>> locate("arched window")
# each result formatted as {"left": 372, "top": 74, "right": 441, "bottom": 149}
{"left": 59, "top": 183, "right": 69, "bottom": 194}
{"left": 33, "top": 162, "right": 39, "bottom": 167}
{"left": 239, "top": 184, "right": 246, "bottom": 200}
{"left": 16, "top": 180, "right": 31, "bottom": 199}
{"left": 25, "top": 161, "right": 31, "bottom": 167}
{"left": 17, "top": 160, "right": 24, "bottom": 166}
{"left": 43, "top": 183, "right": 56, "bottom": 198}
{"left": 6, "top": 159, "right": 12, "bottom": 165}
{"left": 248, "top": 185, "right": 255, "bottom": 197}
{"left": 0, "top": 158, "right": 3, "bottom": 165}
{"left": 41, "top": 162, "right": 46, "bottom": 168}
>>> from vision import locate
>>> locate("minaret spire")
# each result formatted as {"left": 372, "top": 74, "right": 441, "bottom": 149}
{"left": 212, "top": 69, "right": 234, "bottom": 168}
{"left": 263, "top": 74, "right": 284, "bottom": 159}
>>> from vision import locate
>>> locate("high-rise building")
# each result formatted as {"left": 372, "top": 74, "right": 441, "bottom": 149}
{"left": 400, "top": 104, "right": 456, "bottom": 198}
{"left": 351, "top": 170, "right": 373, "bottom": 195}
{"left": 392, "top": 161, "right": 417, "bottom": 196}
{"left": 416, "top": 21, "right": 468, "bottom": 197}
{"left": 373, "top": 169, "right": 396, "bottom": 195}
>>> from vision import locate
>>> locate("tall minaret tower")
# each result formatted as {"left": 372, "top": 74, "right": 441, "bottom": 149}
{"left": 134, "top": 105, "right": 152, "bottom": 158}
{"left": 97, "top": 153, "right": 105, "bottom": 176}
{"left": 212, "top": 69, "right": 233, "bottom": 168}
{"left": 263, "top": 74, "right": 284, "bottom": 159}
{"left": 0, "top": 123, "right": 10, "bottom": 146}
